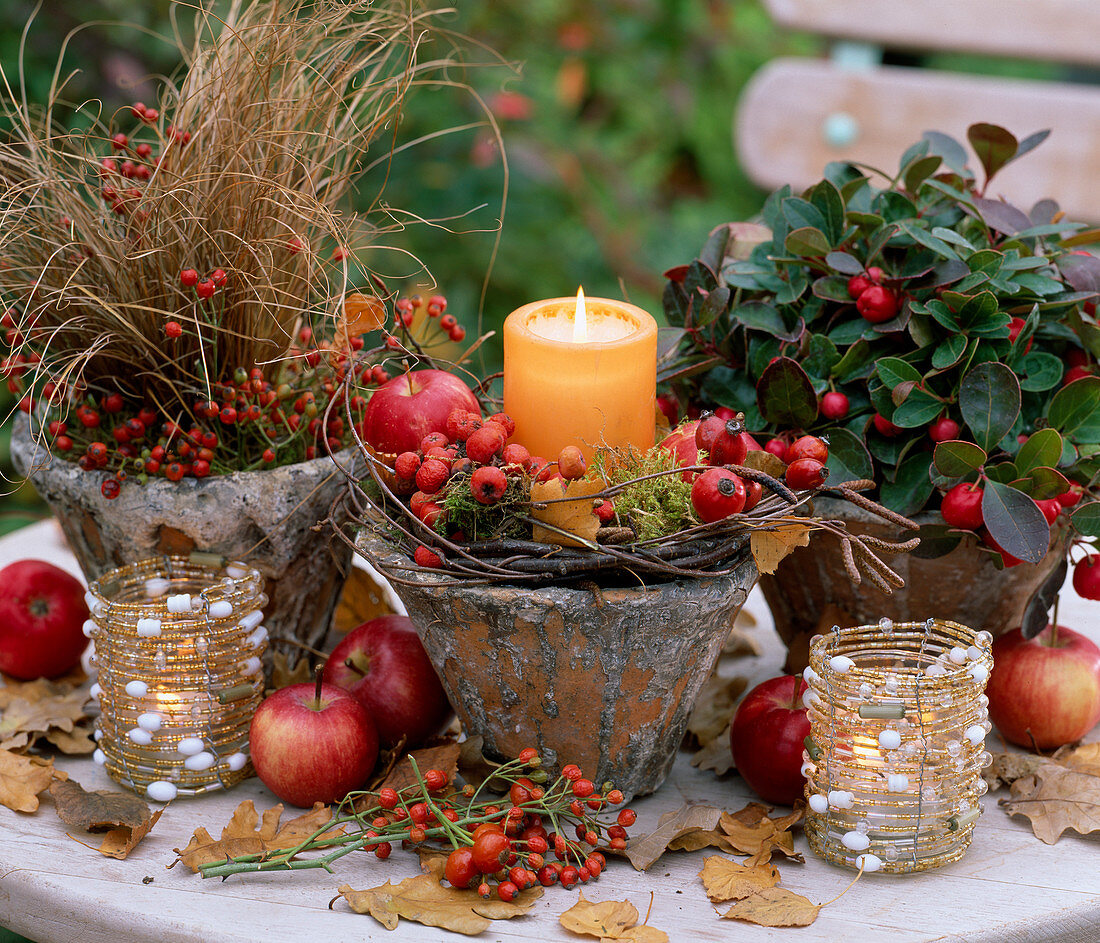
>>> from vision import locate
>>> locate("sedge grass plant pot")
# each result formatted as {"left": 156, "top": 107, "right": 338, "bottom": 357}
{"left": 12, "top": 417, "right": 355, "bottom": 674}
{"left": 761, "top": 496, "right": 1069, "bottom": 671}
{"left": 357, "top": 531, "right": 758, "bottom": 799}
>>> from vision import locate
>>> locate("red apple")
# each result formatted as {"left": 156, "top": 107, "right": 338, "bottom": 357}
{"left": 362, "top": 369, "right": 480, "bottom": 455}
{"left": 986, "top": 624, "right": 1100, "bottom": 750}
{"left": 250, "top": 680, "right": 379, "bottom": 807}
{"left": 0, "top": 559, "right": 89, "bottom": 679}
{"left": 322, "top": 615, "right": 452, "bottom": 747}
{"left": 730, "top": 675, "right": 810, "bottom": 805}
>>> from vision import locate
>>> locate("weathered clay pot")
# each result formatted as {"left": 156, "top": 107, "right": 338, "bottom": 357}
{"left": 12, "top": 417, "right": 357, "bottom": 674}
{"left": 761, "top": 496, "right": 1069, "bottom": 672}
{"left": 357, "top": 531, "right": 758, "bottom": 799}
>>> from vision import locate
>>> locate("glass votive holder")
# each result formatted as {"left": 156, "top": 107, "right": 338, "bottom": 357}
{"left": 802, "top": 618, "right": 994, "bottom": 874}
{"left": 85, "top": 554, "right": 268, "bottom": 801}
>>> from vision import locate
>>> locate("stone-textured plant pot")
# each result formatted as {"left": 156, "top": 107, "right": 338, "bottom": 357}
{"left": 760, "top": 496, "right": 1069, "bottom": 671}
{"left": 357, "top": 532, "right": 758, "bottom": 799}
{"left": 12, "top": 417, "right": 356, "bottom": 674}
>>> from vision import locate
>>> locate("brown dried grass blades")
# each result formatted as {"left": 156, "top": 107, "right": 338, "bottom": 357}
{"left": 0, "top": 0, "right": 448, "bottom": 411}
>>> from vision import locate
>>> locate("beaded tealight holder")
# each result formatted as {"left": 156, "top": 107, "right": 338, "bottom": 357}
{"left": 85, "top": 554, "right": 268, "bottom": 801}
{"left": 801, "top": 618, "right": 994, "bottom": 874}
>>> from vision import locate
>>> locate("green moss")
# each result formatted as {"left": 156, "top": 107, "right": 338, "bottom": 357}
{"left": 440, "top": 471, "right": 529, "bottom": 542}
{"left": 597, "top": 447, "right": 697, "bottom": 542}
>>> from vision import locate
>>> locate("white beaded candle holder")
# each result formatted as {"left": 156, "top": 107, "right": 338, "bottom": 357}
{"left": 802, "top": 618, "right": 994, "bottom": 874}
{"left": 85, "top": 554, "right": 268, "bottom": 801}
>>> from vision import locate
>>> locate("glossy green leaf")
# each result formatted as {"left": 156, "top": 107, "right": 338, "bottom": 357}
{"left": 825, "top": 251, "right": 864, "bottom": 276}
{"left": 909, "top": 523, "right": 963, "bottom": 560}
{"left": 781, "top": 198, "right": 828, "bottom": 235}
{"left": 801, "top": 334, "right": 840, "bottom": 378}
{"left": 756, "top": 357, "right": 819, "bottom": 428}
{"left": 985, "top": 461, "right": 1019, "bottom": 484}
{"left": 1016, "top": 428, "right": 1063, "bottom": 473}
{"left": 1018, "top": 351, "right": 1063, "bottom": 392}
{"left": 968, "top": 123, "right": 1018, "bottom": 185}
{"left": 880, "top": 452, "right": 936, "bottom": 516}
{"left": 892, "top": 389, "right": 944, "bottom": 428}
{"left": 806, "top": 179, "right": 845, "bottom": 245}
{"left": 1013, "top": 466, "right": 1071, "bottom": 500}
{"left": 822, "top": 427, "right": 874, "bottom": 486}
{"left": 933, "top": 439, "right": 987, "bottom": 477}
{"left": 785, "top": 226, "right": 830, "bottom": 258}
{"left": 931, "top": 334, "right": 967, "bottom": 370}
{"left": 1047, "top": 376, "right": 1100, "bottom": 441}
{"left": 899, "top": 222, "right": 959, "bottom": 260}
{"left": 903, "top": 154, "right": 942, "bottom": 193}
{"left": 959, "top": 362, "right": 1021, "bottom": 452}
{"left": 981, "top": 478, "right": 1049, "bottom": 563}
{"left": 729, "top": 301, "right": 785, "bottom": 336}
{"left": 876, "top": 357, "right": 922, "bottom": 389}
{"left": 1071, "top": 501, "right": 1100, "bottom": 538}
{"left": 811, "top": 275, "right": 852, "bottom": 303}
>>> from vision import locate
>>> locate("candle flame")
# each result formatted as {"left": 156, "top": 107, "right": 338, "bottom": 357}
{"left": 573, "top": 286, "right": 587, "bottom": 343}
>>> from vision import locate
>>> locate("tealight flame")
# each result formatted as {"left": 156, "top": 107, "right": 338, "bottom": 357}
{"left": 572, "top": 286, "right": 587, "bottom": 344}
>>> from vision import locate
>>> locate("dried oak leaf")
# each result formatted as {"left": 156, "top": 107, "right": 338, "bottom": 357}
{"left": 558, "top": 892, "right": 668, "bottom": 942}
{"left": 270, "top": 652, "right": 313, "bottom": 690}
{"left": 720, "top": 886, "right": 820, "bottom": 927}
{"left": 699, "top": 854, "right": 780, "bottom": 902}
{"left": 335, "top": 856, "right": 541, "bottom": 934}
{"left": 1053, "top": 742, "right": 1100, "bottom": 777}
{"left": 171, "top": 799, "right": 343, "bottom": 872}
{"left": 690, "top": 723, "right": 735, "bottom": 776}
{"left": 334, "top": 566, "right": 394, "bottom": 634}
{"left": 377, "top": 741, "right": 461, "bottom": 793}
{"left": 749, "top": 523, "right": 812, "bottom": 576}
{"left": 98, "top": 808, "right": 164, "bottom": 860}
{"left": 0, "top": 748, "right": 55, "bottom": 812}
{"left": 531, "top": 478, "right": 603, "bottom": 547}
{"left": 983, "top": 751, "right": 1045, "bottom": 791}
{"left": 49, "top": 778, "right": 150, "bottom": 831}
{"left": 686, "top": 674, "right": 746, "bottom": 748}
{"left": 1001, "top": 761, "right": 1100, "bottom": 844}
{"left": 0, "top": 688, "right": 91, "bottom": 751}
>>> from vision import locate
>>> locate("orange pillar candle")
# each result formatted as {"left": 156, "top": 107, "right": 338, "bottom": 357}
{"left": 503, "top": 289, "right": 658, "bottom": 461}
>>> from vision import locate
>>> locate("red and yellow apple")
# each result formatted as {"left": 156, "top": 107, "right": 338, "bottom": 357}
{"left": 361, "top": 369, "right": 480, "bottom": 455}
{"left": 729, "top": 675, "right": 810, "bottom": 805}
{"left": 0, "top": 559, "right": 89, "bottom": 679}
{"left": 986, "top": 624, "right": 1100, "bottom": 750}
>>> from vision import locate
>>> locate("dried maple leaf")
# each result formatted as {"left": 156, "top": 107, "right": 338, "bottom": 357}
{"left": 171, "top": 799, "right": 344, "bottom": 872}
{"left": 335, "top": 856, "right": 541, "bottom": 934}
{"left": 749, "top": 523, "right": 812, "bottom": 576}
{"left": 698, "top": 855, "right": 779, "bottom": 902}
{"left": 720, "top": 886, "right": 820, "bottom": 927}
{"left": 49, "top": 778, "right": 150, "bottom": 831}
{"left": 334, "top": 566, "right": 395, "bottom": 634}
{"left": 531, "top": 478, "right": 603, "bottom": 547}
{"left": 558, "top": 892, "right": 668, "bottom": 942}
{"left": 98, "top": 808, "right": 164, "bottom": 860}
{"left": 690, "top": 724, "right": 735, "bottom": 776}
{"left": 270, "top": 651, "right": 313, "bottom": 690}
{"left": 686, "top": 674, "right": 746, "bottom": 748}
{"left": 377, "top": 742, "right": 461, "bottom": 793}
{"left": 1001, "top": 761, "right": 1100, "bottom": 844}
{"left": 0, "top": 748, "right": 55, "bottom": 812}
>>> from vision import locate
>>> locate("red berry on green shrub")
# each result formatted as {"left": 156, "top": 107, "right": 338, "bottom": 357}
{"left": 449, "top": 325, "right": 467, "bottom": 342}
{"left": 1007, "top": 316, "right": 1032, "bottom": 353}
{"left": 1035, "top": 498, "right": 1061, "bottom": 525}
{"left": 211, "top": 268, "right": 227, "bottom": 288}
{"left": 1057, "top": 486, "right": 1083, "bottom": 508}
{"left": 846, "top": 275, "right": 872, "bottom": 299}
{"left": 929, "top": 416, "right": 959, "bottom": 442}
{"left": 941, "top": 482, "right": 984, "bottom": 530}
{"left": 764, "top": 438, "right": 787, "bottom": 460}
{"left": 196, "top": 278, "right": 215, "bottom": 299}
{"left": 856, "top": 285, "right": 898, "bottom": 323}
{"left": 1072, "top": 555, "right": 1100, "bottom": 600}
{"left": 709, "top": 421, "right": 749, "bottom": 467}
{"left": 1063, "top": 365, "right": 1093, "bottom": 386}
{"left": 694, "top": 414, "right": 725, "bottom": 454}
{"left": 820, "top": 391, "right": 849, "bottom": 420}
{"left": 872, "top": 413, "right": 901, "bottom": 437}
{"left": 103, "top": 393, "right": 124, "bottom": 413}
{"left": 165, "top": 320, "right": 182, "bottom": 338}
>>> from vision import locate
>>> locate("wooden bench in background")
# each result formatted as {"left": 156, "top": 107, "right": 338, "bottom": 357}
{"left": 736, "top": 0, "right": 1100, "bottom": 219}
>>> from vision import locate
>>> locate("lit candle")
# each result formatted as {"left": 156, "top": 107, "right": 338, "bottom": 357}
{"left": 503, "top": 289, "right": 657, "bottom": 461}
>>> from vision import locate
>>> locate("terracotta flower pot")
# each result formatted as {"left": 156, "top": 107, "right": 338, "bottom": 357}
{"left": 357, "top": 531, "right": 758, "bottom": 799}
{"left": 760, "top": 496, "right": 1069, "bottom": 672}
{"left": 11, "top": 417, "right": 356, "bottom": 675}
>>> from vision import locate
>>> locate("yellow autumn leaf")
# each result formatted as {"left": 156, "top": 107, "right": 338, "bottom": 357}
{"left": 98, "top": 808, "right": 164, "bottom": 860}
{"left": 698, "top": 855, "right": 780, "bottom": 902}
{"left": 530, "top": 477, "right": 604, "bottom": 547}
{"left": 720, "top": 885, "right": 820, "bottom": 927}
{"left": 558, "top": 892, "right": 668, "bottom": 942}
{"left": 0, "top": 748, "right": 55, "bottom": 813}
{"left": 749, "top": 523, "right": 812, "bottom": 575}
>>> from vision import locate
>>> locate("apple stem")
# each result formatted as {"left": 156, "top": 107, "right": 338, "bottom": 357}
{"left": 345, "top": 650, "right": 372, "bottom": 676}
{"left": 313, "top": 667, "right": 324, "bottom": 711}
{"left": 1048, "top": 594, "right": 1061, "bottom": 647}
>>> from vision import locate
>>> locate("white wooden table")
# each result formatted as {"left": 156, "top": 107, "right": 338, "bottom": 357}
{"left": 1, "top": 520, "right": 1099, "bottom": 943}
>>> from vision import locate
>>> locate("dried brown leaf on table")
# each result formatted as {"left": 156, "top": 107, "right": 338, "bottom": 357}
{"left": 666, "top": 828, "right": 741, "bottom": 855}
{"left": 171, "top": 799, "right": 343, "bottom": 872}
{"left": 362, "top": 736, "right": 408, "bottom": 793}
{"left": 377, "top": 742, "right": 461, "bottom": 793}
{"left": 983, "top": 752, "right": 1045, "bottom": 791}
{"left": 1053, "top": 742, "right": 1100, "bottom": 777}
{"left": 749, "top": 523, "right": 812, "bottom": 576}
{"left": 0, "top": 748, "right": 55, "bottom": 812}
{"left": 1000, "top": 761, "right": 1100, "bottom": 843}
{"left": 333, "top": 566, "right": 394, "bottom": 634}
{"left": 0, "top": 688, "right": 91, "bottom": 751}
{"left": 558, "top": 891, "right": 668, "bottom": 942}
{"left": 686, "top": 675, "right": 746, "bottom": 748}
{"left": 49, "top": 778, "right": 150, "bottom": 830}
{"left": 690, "top": 723, "right": 735, "bottom": 776}
{"left": 0, "top": 677, "right": 79, "bottom": 709}
{"left": 531, "top": 478, "right": 604, "bottom": 547}
{"left": 44, "top": 725, "right": 96, "bottom": 755}
{"left": 718, "top": 802, "right": 805, "bottom": 862}
{"left": 457, "top": 734, "right": 506, "bottom": 791}
{"left": 98, "top": 808, "right": 164, "bottom": 860}
{"left": 270, "top": 651, "right": 313, "bottom": 690}
{"left": 719, "top": 885, "right": 820, "bottom": 927}
{"left": 699, "top": 854, "right": 780, "bottom": 902}
{"left": 335, "top": 856, "right": 541, "bottom": 934}
{"left": 617, "top": 803, "right": 723, "bottom": 870}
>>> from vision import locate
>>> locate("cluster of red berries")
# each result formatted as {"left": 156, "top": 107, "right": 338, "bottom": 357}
{"left": 341, "top": 750, "right": 635, "bottom": 904}
{"left": 400, "top": 411, "right": 603, "bottom": 568}
{"left": 689, "top": 414, "right": 830, "bottom": 524}
{"left": 847, "top": 266, "right": 900, "bottom": 324}
{"left": 940, "top": 478, "right": 1083, "bottom": 567}
{"left": 389, "top": 293, "right": 466, "bottom": 346}
{"left": 177, "top": 267, "right": 228, "bottom": 304}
